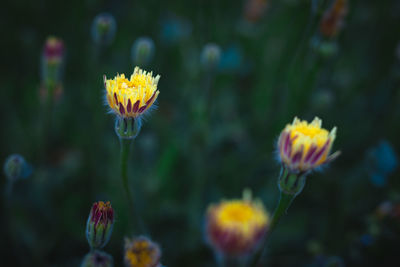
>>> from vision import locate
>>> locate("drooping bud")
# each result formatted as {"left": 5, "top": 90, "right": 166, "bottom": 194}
{"left": 131, "top": 37, "right": 155, "bottom": 67}
{"left": 3, "top": 154, "right": 32, "bottom": 182}
{"left": 86, "top": 201, "right": 114, "bottom": 249}
{"left": 81, "top": 250, "right": 114, "bottom": 267}
{"left": 201, "top": 43, "right": 221, "bottom": 71}
{"left": 40, "top": 36, "right": 65, "bottom": 103}
{"left": 124, "top": 236, "right": 162, "bottom": 267}
{"left": 91, "top": 13, "right": 117, "bottom": 46}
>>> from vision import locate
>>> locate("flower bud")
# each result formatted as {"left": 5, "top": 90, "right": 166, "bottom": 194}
{"left": 131, "top": 37, "right": 155, "bottom": 67}
{"left": 278, "top": 167, "right": 306, "bottom": 196}
{"left": 86, "top": 201, "right": 114, "bottom": 249}
{"left": 3, "top": 154, "right": 32, "bottom": 182}
{"left": 205, "top": 191, "right": 269, "bottom": 257}
{"left": 115, "top": 117, "right": 142, "bottom": 140}
{"left": 41, "top": 36, "right": 65, "bottom": 102}
{"left": 124, "top": 236, "right": 162, "bottom": 267}
{"left": 201, "top": 43, "right": 221, "bottom": 71}
{"left": 320, "top": 0, "right": 348, "bottom": 38}
{"left": 91, "top": 13, "right": 117, "bottom": 46}
{"left": 81, "top": 250, "right": 114, "bottom": 267}
{"left": 277, "top": 117, "right": 340, "bottom": 174}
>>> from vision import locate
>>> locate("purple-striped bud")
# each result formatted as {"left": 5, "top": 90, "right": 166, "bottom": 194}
{"left": 81, "top": 250, "right": 114, "bottom": 267}
{"left": 86, "top": 201, "right": 114, "bottom": 249}
{"left": 40, "top": 36, "right": 65, "bottom": 103}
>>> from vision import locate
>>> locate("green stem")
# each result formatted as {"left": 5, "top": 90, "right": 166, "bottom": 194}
{"left": 120, "top": 138, "right": 133, "bottom": 210}
{"left": 249, "top": 188, "right": 295, "bottom": 267}
{"left": 120, "top": 138, "right": 145, "bottom": 233}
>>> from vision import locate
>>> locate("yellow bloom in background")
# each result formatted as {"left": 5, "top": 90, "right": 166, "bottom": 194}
{"left": 206, "top": 191, "right": 269, "bottom": 256}
{"left": 278, "top": 117, "right": 340, "bottom": 173}
{"left": 104, "top": 67, "right": 160, "bottom": 118}
{"left": 124, "top": 236, "right": 162, "bottom": 267}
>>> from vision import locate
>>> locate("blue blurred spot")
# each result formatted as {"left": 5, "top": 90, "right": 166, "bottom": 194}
{"left": 360, "top": 234, "right": 374, "bottom": 246}
{"left": 367, "top": 140, "right": 398, "bottom": 187}
{"left": 218, "top": 45, "right": 243, "bottom": 73}
{"left": 160, "top": 17, "right": 191, "bottom": 45}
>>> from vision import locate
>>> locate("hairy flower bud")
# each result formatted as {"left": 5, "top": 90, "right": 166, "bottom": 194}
{"left": 3, "top": 154, "right": 32, "bottom": 182}
{"left": 131, "top": 37, "right": 155, "bottom": 67}
{"left": 86, "top": 201, "right": 114, "bottom": 249}
{"left": 91, "top": 13, "right": 117, "bottom": 46}
{"left": 81, "top": 250, "right": 114, "bottom": 267}
{"left": 201, "top": 43, "right": 221, "bottom": 71}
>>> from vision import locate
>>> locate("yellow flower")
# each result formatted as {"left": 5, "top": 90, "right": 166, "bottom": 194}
{"left": 104, "top": 67, "right": 160, "bottom": 118}
{"left": 124, "top": 236, "right": 161, "bottom": 267}
{"left": 206, "top": 193, "right": 269, "bottom": 256}
{"left": 278, "top": 117, "right": 340, "bottom": 173}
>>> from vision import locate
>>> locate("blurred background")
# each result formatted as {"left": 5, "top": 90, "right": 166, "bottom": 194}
{"left": 1, "top": 0, "right": 400, "bottom": 266}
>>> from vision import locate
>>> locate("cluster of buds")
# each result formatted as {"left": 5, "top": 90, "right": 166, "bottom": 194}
{"left": 131, "top": 37, "right": 155, "bottom": 67}
{"left": 81, "top": 250, "right": 114, "bottom": 267}
{"left": 104, "top": 67, "right": 160, "bottom": 140}
{"left": 91, "top": 13, "right": 117, "bottom": 46}
{"left": 277, "top": 117, "right": 340, "bottom": 196}
{"left": 320, "top": 0, "right": 348, "bottom": 39}
{"left": 124, "top": 236, "right": 162, "bottom": 267}
{"left": 40, "top": 36, "right": 64, "bottom": 103}
{"left": 86, "top": 201, "right": 114, "bottom": 249}
{"left": 200, "top": 43, "right": 221, "bottom": 71}
{"left": 205, "top": 190, "right": 270, "bottom": 259}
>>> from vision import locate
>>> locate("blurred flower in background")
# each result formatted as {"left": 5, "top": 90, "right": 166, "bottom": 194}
{"left": 91, "top": 13, "right": 117, "bottom": 46}
{"left": 205, "top": 190, "right": 269, "bottom": 259}
{"left": 320, "top": 0, "right": 348, "bottom": 39}
{"left": 243, "top": 0, "right": 269, "bottom": 24}
{"left": 131, "top": 37, "right": 155, "bottom": 67}
{"left": 365, "top": 140, "right": 398, "bottom": 187}
{"left": 40, "top": 36, "right": 64, "bottom": 103}
{"left": 200, "top": 43, "right": 221, "bottom": 71}
{"left": 124, "top": 236, "right": 162, "bottom": 267}
{"left": 86, "top": 201, "right": 114, "bottom": 250}
{"left": 3, "top": 154, "right": 32, "bottom": 195}
{"left": 81, "top": 250, "right": 114, "bottom": 267}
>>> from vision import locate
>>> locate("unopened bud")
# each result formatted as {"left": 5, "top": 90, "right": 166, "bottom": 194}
{"left": 41, "top": 36, "right": 65, "bottom": 102}
{"left": 91, "top": 13, "right": 117, "bottom": 46}
{"left": 3, "top": 154, "right": 32, "bottom": 182}
{"left": 201, "top": 43, "right": 221, "bottom": 70}
{"left": 81, "top": 250, "right": 114, "bottom": 267}
{"left": 131, "top": 37, "right": 155, "bottom": 67}
{"left": 86, "top": 201, "right": 114, "bottom": 249}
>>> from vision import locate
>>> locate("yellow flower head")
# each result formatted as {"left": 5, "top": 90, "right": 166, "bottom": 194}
{"left": 124, "top": 236, "right": 161, "bottom": 267}
{"left": 104, "top": 67, "right": 160, "bottom": 118}
{"left": 278, "top": 117, "right": 340, "bottom": 173}
{"left": 206, "top": 192, "right": 269, "bottom": 256}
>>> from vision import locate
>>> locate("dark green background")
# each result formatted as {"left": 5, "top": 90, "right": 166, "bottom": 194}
{"left": 1, "top": 0, "right": 400, "bottom": 266}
